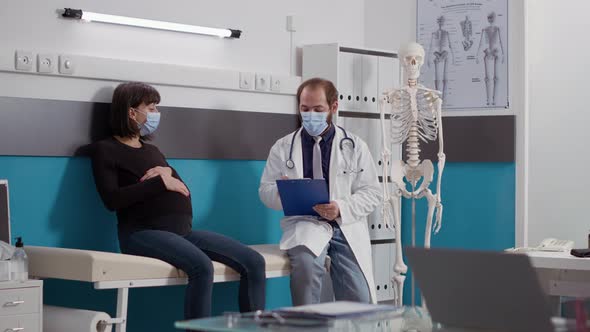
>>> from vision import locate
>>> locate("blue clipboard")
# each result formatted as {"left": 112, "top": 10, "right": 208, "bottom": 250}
{"left": 276, "top": 179, "right": 329, "bottom": 216}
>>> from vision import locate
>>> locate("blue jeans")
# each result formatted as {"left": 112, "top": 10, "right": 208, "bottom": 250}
{"left": 118, "top": 229, "right": 266, "bottom": 319}
{"left": 286, "top": 222, "right": 370, "bottom": 306}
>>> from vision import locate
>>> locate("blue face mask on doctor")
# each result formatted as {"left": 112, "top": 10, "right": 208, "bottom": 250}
{"left": 133, "top": 108, "right": 161, "bottom": 136}
{"left": 301, "top": 111, "right": 329, "bottom": 137}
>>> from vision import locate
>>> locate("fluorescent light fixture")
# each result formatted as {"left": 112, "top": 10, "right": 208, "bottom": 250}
{"left": 62, "top": 8, "right": 241, "bottom": 39}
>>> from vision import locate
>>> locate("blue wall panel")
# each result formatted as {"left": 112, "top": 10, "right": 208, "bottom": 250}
{"left": 0, "top": 157, "right": 514, "bottom": 329}
{"left": 0, "top": 156, "right": 290, "bottom": 331}
{"left": 400, "top": 162, "right": 516, "bottom": 305}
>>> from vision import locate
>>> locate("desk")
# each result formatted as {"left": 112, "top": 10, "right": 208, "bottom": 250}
{"left": 175, "top": 307, "right": 576, "bottom": 332}
{"left": 526, "top": 251, "right": 590, "bottom": 298}
{"left": 176, "top": 307, "right": 432, "bottom": 332}
{"left": 527, "top": 251, "right": 590, "bottom": 271}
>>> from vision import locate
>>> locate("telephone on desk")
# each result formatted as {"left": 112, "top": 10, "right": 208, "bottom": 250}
{"left": 506, "top": 238, "right": 575, "bottom": 253}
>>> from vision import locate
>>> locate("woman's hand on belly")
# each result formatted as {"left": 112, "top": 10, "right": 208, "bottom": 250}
{"left": 140, "top": 166, "right": 172, "bottom": 182}
{"left": 161, "top": 174, "right": 190, "bottom": 197}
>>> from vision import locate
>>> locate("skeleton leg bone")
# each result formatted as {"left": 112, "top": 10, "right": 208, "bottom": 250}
{"left": 484, "top": 52, "right": 491, "bottom": 105}
{"left": 484, "top": 51, "right": 496, "bottom": 106}
{"left": 492, "top": 56, "right": 499, "bottom": 105}
{"left": 442, "top": 57, "right": 448, "bottom": 101}
{"left": 405, "top": 161, "right": 434, "bottom": 306}
{"left": 392, "top": 161, "right": 410, "bottom": 276}
{"left": 434, "top": 59, "right": 441, "bottom": 93}
{"left": 391, "top": 188, "right": 406, "bottom": 306}
{"left": 413, "top": 189, "right": 438, "bottom": 310}
{"left": 393, "top": 273, "right": 407, "bottom": 307}
{"left": 391, "top": 160, "right": 411, "bottom": 306}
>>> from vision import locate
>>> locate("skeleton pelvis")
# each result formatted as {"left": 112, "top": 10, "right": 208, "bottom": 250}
{"left": 403, "top": 159, "right": 434, "bottom": 185}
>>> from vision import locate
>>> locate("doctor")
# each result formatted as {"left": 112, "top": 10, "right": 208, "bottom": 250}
{"left": 259, "top": 78, "right": 382, "bottom": 305}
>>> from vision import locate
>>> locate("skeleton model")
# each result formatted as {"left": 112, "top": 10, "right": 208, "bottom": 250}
{"left": 379, "top": 42, "right": 445, "bottom": 306}
{"left": 460, "top": 15, "right": 473, "bottom": 51}
{"left": 476, "top": 12, "right": 505, "bottom": 106}
{"left": 427, "top": 15, "right": 455, "bottom": 101}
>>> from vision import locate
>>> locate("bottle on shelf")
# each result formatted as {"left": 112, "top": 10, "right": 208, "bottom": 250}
{"left": 11, "top": 237, "right": 28, "bottom": 282}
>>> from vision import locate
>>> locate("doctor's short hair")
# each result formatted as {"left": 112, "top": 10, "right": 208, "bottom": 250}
{"left": 296, "top": 78, "right": 339, "bottom": 107}
{"left": 110, "top": 82, "right": 161, "bottom": 138}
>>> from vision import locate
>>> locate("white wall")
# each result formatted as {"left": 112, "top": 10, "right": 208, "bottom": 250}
{"left": 0, "top": 0, "right": 365, "bottom": 111}
{"left": 364, "top": 0, "right": 415, "bottom": 52}
{"left": 1, "top": 0, "right": 365, "bottom": 73}
{"left": 364, "top": 0, "right": 527, "bottom": 246}
{"left": 526, "top": 0, "right": 590, "bottom": 247}
{"left": 1, "top": 0, "right": 548, "bottom": 248}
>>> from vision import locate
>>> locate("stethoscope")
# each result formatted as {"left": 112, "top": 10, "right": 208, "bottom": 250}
{"left": 285, "top": 126, "right": 363, "bottom": 174}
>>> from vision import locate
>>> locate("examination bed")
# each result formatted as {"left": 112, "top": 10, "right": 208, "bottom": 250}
{"left": 25, "top": 244, "right": 289, "bottom": 332}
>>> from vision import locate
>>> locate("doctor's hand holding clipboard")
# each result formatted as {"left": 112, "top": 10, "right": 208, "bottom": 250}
{"left": 276, "top": 178, "right": 340, "bottom": 220}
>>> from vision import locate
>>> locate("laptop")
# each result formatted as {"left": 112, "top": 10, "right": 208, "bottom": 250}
{"left": 0, "top": 180, "right": 11, "bottom": 244}
{"left": 405, "top": 247, "right": 554, "bottom": 332}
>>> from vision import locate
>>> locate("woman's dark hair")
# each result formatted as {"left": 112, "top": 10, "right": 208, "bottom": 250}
{"left": 110, "top": 82, "right": 161, "bottom": 138}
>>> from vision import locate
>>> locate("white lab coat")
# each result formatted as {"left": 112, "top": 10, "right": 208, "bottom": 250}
{"left": 259, "top": 126, "right": 382, "bottom": 303}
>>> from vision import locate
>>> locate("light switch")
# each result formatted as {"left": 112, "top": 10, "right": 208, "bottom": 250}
{"left": 59, "top": 55, "right": 75, "bottom": 75}
{"left": 255, "top": 73, "right": 270, "bottom": 91}
{"left": 239, "top": 72, "right": 254, "bottom": 89}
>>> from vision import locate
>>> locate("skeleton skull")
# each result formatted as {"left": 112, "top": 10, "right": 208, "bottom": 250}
{"left": 400, "top": 42, "right": 425, "bottom": 81}
{"left": 487, "top": 12, "right": 496, "bottom": 23}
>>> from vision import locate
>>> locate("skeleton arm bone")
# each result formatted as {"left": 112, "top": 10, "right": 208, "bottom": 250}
{"left": 447, "top": 32, "right": 456, "bottom": 65}
{"left": 498, "top": 28, "right": 505, "bottom": 63}
{"left": 379, "top": 93, "right": 392, "bottom": 203}
{"left": 379, "top": 93, "right": 394, "bottom": 226}
{"left": 427, "top": 33, "right": 434, "bottom": 68}
{"left": 475, "top": 29, "right": 485, "bottom": 64}
{"left": 423, "top": 189, "right": 438, "bottom": 247}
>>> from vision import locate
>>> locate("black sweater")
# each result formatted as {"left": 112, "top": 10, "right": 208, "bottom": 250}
{"left": 91, "top": 137, "right": 192, "bottom": 235}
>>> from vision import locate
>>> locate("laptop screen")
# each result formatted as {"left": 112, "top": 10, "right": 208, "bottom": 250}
{"left": 405, "top": 247, "right": 554, "bottom": 332}
{"left": 0, "top": 180, "right": 10, "bottom": 245}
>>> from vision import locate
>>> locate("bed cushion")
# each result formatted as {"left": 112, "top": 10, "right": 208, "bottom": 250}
{"left": 25, "top": 244, "right": 289, "bottom": 283}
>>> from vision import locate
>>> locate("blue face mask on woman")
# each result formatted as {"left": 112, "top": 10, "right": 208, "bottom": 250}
{"left": 301, "top": 111, "right": 329, "bottom": 137}
{"left": 134, "top": 109, "right": 161, "bottom": 136}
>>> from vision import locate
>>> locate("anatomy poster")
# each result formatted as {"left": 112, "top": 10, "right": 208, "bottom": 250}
{"left": 417, "top": 0, "right": 508, "bottom": 109}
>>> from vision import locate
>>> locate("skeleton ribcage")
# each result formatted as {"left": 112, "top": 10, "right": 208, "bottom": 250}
{"left": 387, "top": 88, "right": 440, "bottom": 146}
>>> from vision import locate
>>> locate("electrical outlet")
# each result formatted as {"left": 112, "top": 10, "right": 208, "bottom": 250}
{"left": 270, "top": 76, "right": 282, "bottom": 92}
{"left": 37, "top": 53, "right": 55, "bottom": 73}
{"left": 58, "top": 55, "right": 75, "bottom": 75}
{"left": 239, "top": 72, "right": 254, "bottom": 89}
{"left": 15, "top": 50, "right": 34, "bottom": 71}
{"left": 255, "top": 73, "right": 270, "bottom": 91}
